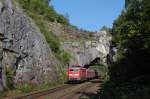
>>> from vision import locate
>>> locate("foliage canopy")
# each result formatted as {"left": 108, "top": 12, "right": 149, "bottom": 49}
{"left": 101, "top": 0, "right": 150, "bottom": 98}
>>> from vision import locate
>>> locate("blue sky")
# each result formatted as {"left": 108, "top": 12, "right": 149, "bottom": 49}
{"left": 50, "top": 0, "right": 125, "bottom": 32}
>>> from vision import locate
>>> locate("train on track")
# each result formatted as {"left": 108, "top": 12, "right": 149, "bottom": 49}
{"left": 68, "top": 65, "right": 98, "bottom": 82}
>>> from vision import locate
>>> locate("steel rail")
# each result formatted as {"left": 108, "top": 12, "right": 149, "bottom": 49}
{"left": 12, "top": 84, "right": 72, "bottom": 99}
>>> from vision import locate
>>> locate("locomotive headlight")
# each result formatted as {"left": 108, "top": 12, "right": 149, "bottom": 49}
{"left": 69, "top": 74, "right": 79, "bottom": 76}
{"left": 74, "top": 74, "right": 79, "bottom": 76}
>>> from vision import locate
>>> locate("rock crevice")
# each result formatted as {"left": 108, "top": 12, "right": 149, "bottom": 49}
{"left": 0, "top": 0, "right": 61, "bottom": 88}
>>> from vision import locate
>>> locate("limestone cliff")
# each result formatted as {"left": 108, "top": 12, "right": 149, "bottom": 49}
{"left": 48, "top": 22, "right": 113, "bottom": 66}
{"left": 0, "top": 0, "right": 61, "bottom": 89}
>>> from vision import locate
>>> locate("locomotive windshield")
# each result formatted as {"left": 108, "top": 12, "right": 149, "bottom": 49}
{"left": 69, "top": 68, "right": 79, "bottom": 71}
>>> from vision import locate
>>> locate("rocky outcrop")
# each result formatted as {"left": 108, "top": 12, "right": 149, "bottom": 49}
{"left": 48, "top": 22, "right": 113, "bottom": 66}
{"left": 95, "top": 31, "right": 113, "bottom": 65}
{"left": 0, "top": 0, "right": 61, "bottom": 87}
{"left": 62, "top": 31, "right": 112, "bottom": 66}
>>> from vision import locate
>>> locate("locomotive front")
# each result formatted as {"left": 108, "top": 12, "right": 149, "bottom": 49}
{"left": 68, "top": 65, "right": 87, "bottom": 82}
{"left": 68, "top": 66, "right": 81, "bottom": 81}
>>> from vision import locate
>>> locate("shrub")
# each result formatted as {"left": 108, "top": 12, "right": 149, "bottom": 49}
{"left": 18, "top": 0, "right": 69, "bottom": 25}
{"left": 89, "top": 64, "right": 108, "bottom": 79}
{"left": 56, "top": 50, "right": 71, "bottom": 65}
{"left": 17, "top": 84, "right": 33, "bottom": 93}
{"left": 5, "top": 67, "right": 14, "bottom": 89}
{"left": 0, "top": 91, "right": 5, "bottom": 97}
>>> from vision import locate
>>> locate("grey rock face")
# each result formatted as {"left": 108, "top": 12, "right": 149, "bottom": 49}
{"left": 62, "top": 31, "right": 112, "bottom": 66}
{"left": 0, "top": 0, "right": 60, "bottom": 85}
{"left": 95, "top": 31, "right": 113, "bottom": 65}
{"left": 48, "top": 22, "right": 113, "bottom": 66}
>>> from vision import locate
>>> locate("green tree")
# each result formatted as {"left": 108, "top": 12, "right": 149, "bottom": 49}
{"left": 101, "top": 0, "right": 150, "bottom": 98}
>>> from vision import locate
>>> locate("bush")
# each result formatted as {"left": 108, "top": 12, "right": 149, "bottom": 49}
{"left": 56, "top": 50, "right": 71, "bottom": 65}
{"left": 100, "top": 0, "right": 150, "bottom": 98}
{"left": 17, "top": 84, "right": 33, "bottom": 93}
{"left": 89, "top": 64, "right": 108, "bottom": 79}
{"left": 0, "top": 91, "right": 5, "bottom": 97}
{"left": 57, "top": 15, "right": 69, "bottom": 25}
{"left": 18, "top": 0, "right": 69, "bottom": 25}
{"left": 5, "top": 67, "right": 14, "bottom": 89}
{"left": 100, "top": 81, "right": 150, "bottom": 99}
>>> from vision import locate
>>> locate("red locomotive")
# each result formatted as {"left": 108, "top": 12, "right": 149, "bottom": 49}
{"left": 68, "top": 65, "right": 96, "bottom": 82}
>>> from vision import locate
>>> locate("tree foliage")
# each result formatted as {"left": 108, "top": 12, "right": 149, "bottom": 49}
{"left": 113, "top": 0, "right": 150, "bottom": 83}
{"left": 101, "top": 26, "right": 111, "bottom": 32}
{"left": 18, "top": 0, "right": 69, "bottom": 25}
{"left": 101, "top": 0, "right": 150, "bottom": 98}
{"left": 113, "top": 0, "right": 150, "bottom": 52}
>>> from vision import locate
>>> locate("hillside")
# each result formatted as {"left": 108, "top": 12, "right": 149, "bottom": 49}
{"left": 0, "top": 0, "right": 112, "bottom": 94}
{"left": 17, "top": 0, "right": 113, "bottom": 67}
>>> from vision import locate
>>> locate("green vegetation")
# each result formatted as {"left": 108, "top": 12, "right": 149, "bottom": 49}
{"left": 0, "top": 72, "right": 67, "bottom": 98}
{"left": 0, "top": 91, "right": 5, "bottom": 97}
{"left": 17, "top": 0, "right": 71, "bottom": 65}
{"left": 18, "top": 0, "right": 69, "bottom": 25}
{"left": 56, "top": 50, "right": 71, "bottom": 65}
{"left": 89, "top": 64, "right": 108, "bottom": 79}
{"left": 0, "top": 67, "right": 14, "bottom": 97}
{"left": 17, "top": 84, "right": 33, "bottom": 93}
{"left": 5, "top": 67, "right": 14, "bottom": 89}
{"left": 4, "top": 81, "right": 65, "bottom": 97}
{"left": 100, "top": 0, "right": 150, "bottom": 98}
{"left": 100, "top": 81, "right": 150, "bottom": 99}
{"left": 100, "top": 26, "right": 111, "bottom": 35}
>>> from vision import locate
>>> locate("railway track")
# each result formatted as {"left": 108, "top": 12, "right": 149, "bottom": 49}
{"left": 11, "top": 84, "right": 72, "bottom": 99}
{"left": 58, "top": 82, "right": 94, "bottom": 99}
{"left": 36, "top": 79, "right": 101, "bottom": 99}
{"left": 3, "top": 79, "right": 101, "bottom": 99}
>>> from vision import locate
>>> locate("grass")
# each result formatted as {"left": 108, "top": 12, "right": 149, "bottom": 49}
{"left": 2, "top": 81, "right": 65, "bottom": 98}
{"left": 1, "top": 66, "right": 68, "bottom": 98}
{"left": 1, "top": 65, "right": 68, "bottom": 98}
